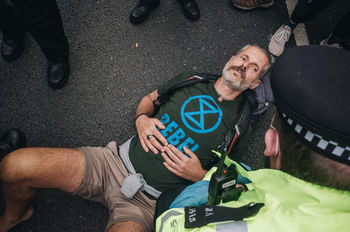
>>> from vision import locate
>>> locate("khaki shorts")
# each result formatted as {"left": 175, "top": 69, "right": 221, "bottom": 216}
{"left": 72, "top": 141, "right": 156, "bottom": 232}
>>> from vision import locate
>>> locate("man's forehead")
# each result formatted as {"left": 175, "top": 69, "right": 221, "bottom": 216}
{"left": 239, "top": 46, "right": 269, "bottom": 66}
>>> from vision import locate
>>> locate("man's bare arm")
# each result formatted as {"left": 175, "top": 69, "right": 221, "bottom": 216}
{"left": 135, "top": 90, "right": 168, "bottom": 154}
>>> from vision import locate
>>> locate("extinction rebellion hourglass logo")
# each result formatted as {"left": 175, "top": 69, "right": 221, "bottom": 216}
{"left": 181, "top": 95, "right": 222, "bottom": 134}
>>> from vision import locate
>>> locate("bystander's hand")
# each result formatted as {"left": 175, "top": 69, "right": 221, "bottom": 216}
{"left": 161, "top": 145, "right": 206, "bottom": 182}
{"left": 135, "top": 115, "right": 168, "bottom": 154}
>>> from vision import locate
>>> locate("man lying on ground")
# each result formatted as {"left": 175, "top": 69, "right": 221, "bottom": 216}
{"left": 0, "top": 45, "right": 270, "bottom": 232}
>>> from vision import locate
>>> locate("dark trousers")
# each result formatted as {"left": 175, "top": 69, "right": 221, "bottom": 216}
{"left": 290, "top": 0, "right": 334, "bottom": 23}
{"left": 291, "top": 0, "right": 349, "bottom": 45}
{"left": 334, "top": 11, "right": 350, "bottom": 44}
{"left": 0, "top": 0, "right": 69, "bottom": 61}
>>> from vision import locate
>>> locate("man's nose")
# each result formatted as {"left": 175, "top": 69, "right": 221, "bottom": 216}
{"left": 242, "top": 61, "right": 249, "bottom": 69}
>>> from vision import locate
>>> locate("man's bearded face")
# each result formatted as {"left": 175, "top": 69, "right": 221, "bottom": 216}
{"left": 222, "top": 63, "right": 251, "bottom": 92}
{"left": 222, "top": 46, "right": 269, "bottom": 92}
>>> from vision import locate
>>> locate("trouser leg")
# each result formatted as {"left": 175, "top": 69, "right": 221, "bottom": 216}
{"left": 11, "top": 0, "right": 69, "bottom": 61}
{"left": 0, "top": 0, "right": 25, "bottom": 36}
{"left": 333, "top": 11, "right": 350, "bottom": 47}
{"left": 291, "top": 0, "right": 334, "bottom": 24}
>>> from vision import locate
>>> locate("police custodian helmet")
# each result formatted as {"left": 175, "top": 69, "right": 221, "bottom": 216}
{"left": 270, "top": 45, "right": 350, "bottom": 165}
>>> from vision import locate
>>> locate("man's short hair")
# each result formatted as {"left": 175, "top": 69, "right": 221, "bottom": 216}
{"left": 274, "top": 111, "right": 350, "bottom": 191}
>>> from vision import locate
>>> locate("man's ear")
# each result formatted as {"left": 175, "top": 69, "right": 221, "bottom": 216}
{"left": 264, "top": 128, "right": 281, "bottom": 170}
{"left": 249, "top": 79, "right": 261, "bottom": 90}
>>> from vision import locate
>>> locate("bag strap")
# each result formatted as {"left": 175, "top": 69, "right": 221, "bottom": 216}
{"left": 153, "top": 73, "right": 220, "bottom": 108}
{"left": 217, "top": 91, "right": 256, "bottom": 155}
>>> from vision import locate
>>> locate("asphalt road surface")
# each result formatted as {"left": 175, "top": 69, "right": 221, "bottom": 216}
{"left": 0, "top": 0, "right": 348, "bottom": 231}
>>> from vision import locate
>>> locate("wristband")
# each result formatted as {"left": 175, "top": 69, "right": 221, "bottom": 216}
{"left": 134, "top": 113, "right": 150, "bottom": 123}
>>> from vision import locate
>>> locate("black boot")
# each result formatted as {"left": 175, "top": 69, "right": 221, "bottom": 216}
{"left": 177, "top": 0, "right": 200, "bottom": 21}
{"left": 129, "top": 0, "right": 160, "bottom": 25}
{"left": 0, "top": 129, "right": 26, "bottom": 160}
{"left": 47, "top": 58, "right": 70, "bottom": 89}
{"left": 1, "top": 33, "right": 25, "bottom": 62}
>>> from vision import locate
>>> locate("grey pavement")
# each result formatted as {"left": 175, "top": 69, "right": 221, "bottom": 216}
{"left": 0, "top": 0, "right": 348, "bottom": 231}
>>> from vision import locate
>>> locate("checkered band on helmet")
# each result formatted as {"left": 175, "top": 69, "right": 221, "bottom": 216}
{"left": 279, "top": 111, "right": 350, "bottom": 165}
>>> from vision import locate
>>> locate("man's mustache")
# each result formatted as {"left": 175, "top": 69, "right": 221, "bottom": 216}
{"left": 228, "top": 65, "right": 246, "bottom": 79}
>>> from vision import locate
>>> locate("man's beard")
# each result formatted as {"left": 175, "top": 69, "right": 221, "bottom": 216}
{"left": 222, "top": 64, "right": 250, "bottom": 92}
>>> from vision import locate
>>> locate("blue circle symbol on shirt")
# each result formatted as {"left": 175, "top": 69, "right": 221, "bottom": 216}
{"left": 181, "top": 95, "right": 222, "bottom": 133}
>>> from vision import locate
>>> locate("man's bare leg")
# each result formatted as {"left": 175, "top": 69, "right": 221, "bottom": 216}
{"left": 108, "top": 221, "right": 144, "bottom": 232}
{"left": 0, "top": 147, "right": 85, "bottom": 232}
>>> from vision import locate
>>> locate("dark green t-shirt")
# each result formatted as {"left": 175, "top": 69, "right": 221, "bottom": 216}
{"left": 129, "top": 71, "right": 249, "bottom": 192}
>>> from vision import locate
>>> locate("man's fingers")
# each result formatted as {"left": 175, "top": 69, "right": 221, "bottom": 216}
{"left": 161, "top": 152, "right": 175, "bottom": 166}
{"left": 161, "top": 152, "right": 181, "bottom": 172}
{"left": 165, "top": 146, "right": 183, "bottom": 163}
{"left": 163, "top": 162, "right": 180, "bottom": 177}
{"left": 138, "top": 135, "right": 149, "bottom": 153}
{"left": 155, "top": 119, "right": 166, "bottom": 130}
{"left": 137, "top": 118, "right": 169, "bottom": 154}
{"left": 146, "top": 137, "right": 159, "bottom": 154}
{"left": 183, "top": 146, "right": 197, "bottom": 159}
{"left": 168, "top": 144, "right": 188, "bottom": 160}
{"left": 153, "top": 130, "right": 168, "bottom": 148}
{"left": 147, "top": 135, "right": 165, "bottom": 153}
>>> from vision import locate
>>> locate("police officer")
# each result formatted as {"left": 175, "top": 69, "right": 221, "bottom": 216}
{"left": 155, "top": 45, "right": 350, "bottom": 231}
{"left": 0, "top": 0, "right": 70, "bottom": 89}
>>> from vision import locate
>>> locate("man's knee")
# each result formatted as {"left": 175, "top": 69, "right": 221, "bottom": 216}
{"left": 0, "top": 147, "right": 84, "bottom": 192}
{"left": 0, "top": 148, "right": 34, "bottom": 183}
